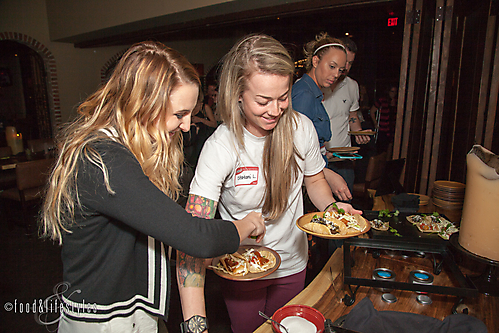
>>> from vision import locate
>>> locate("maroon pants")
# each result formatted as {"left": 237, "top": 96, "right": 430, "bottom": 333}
{"left": 221, "top": 269, "right": 306, "bottom": 333}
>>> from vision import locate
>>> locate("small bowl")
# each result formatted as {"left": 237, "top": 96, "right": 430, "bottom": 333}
{"left": 372, "top": 268, "right": 396, "bottom": 292}
{"left": 271, "top": 304, "right": 325, "bottom": 333}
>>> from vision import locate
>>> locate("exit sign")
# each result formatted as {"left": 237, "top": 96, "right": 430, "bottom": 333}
{"left": 388, "top": 17, "right": 398, "bottom": 26}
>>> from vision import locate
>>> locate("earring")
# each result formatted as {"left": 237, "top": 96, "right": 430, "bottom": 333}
{"left": 238, "top": 101, "right": 245, "bottom": 116}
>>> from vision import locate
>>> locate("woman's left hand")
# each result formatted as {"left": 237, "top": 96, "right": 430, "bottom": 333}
{"left": 333, "top": 202, "right": 363, "bottom": 215}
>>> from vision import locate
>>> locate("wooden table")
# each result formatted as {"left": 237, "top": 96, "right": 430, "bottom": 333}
{"left": 254, "top": 246, "right": 498, "bottom": 332}
{"left": 0, "top": 152, "right": 52, "bottom": 170}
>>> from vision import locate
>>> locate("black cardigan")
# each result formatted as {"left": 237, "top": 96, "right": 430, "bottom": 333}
{"left": 61, "top": 140, "right": 239, "bottom": 322}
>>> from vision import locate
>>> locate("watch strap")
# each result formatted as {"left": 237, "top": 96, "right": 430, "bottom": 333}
{"left": 180, "top": 315, "right": 208, "bottom": 333}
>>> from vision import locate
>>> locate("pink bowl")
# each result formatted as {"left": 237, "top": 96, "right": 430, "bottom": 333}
{"left": 271, "top": 304, "right": 325, "bottom": 333}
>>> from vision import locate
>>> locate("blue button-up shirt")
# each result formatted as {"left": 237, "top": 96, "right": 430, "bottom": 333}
{"left": 292, "top": 74, "right": 331, "bottom": 163}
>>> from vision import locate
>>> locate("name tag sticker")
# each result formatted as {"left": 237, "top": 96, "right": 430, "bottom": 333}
{"left": 235, "top": 166, "right": 259, "bottom": 187}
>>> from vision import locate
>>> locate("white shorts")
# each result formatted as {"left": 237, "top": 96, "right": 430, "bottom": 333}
{"left": 58, "top": 309, "right": 159, "bottom": 333}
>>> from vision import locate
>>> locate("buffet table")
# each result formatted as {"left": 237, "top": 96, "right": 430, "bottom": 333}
{"left": 253, "top": 191, "right": 498, "bottom": 332}
{"left": 370, "top": 192, "right": 463, "bottom": 224}
{"left": 254, "top": 244, "right": 498, "bottom": 332}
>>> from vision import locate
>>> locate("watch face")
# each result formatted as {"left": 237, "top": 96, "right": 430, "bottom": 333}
{"left": 187, "top": 315, "right": 207, "bottom": 333}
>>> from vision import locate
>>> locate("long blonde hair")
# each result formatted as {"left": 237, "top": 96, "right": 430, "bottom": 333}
{"left": 41, "top": 41, "right": 200, "bottom": 244}
{"left": 218, "top": 34, "right": 302, "bottom": 220}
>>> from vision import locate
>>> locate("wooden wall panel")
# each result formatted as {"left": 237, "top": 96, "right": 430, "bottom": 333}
{"left": 394, "top": 0, "right": 414, "bottom": 161}
{"left": 485, "top": 26, "right": 499, "bottom": 149}
{"left": 420, "top": 0, "right": 445, "bottom": 194}
{"left": 394, "top": 0, "right": 497, "bottom": 196}
{"left": 426, "top": 0, "right": 454, "bottom": 194}
{"left": 476, "top": 12, "right": 496, "bottom": 145}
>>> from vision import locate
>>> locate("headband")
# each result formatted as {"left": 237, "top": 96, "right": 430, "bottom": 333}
{"left": 313, "top": 43, "right": 346, "bottom": 55}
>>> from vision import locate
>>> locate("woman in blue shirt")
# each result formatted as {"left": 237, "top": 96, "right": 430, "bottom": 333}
{"left": 292, "top": 32, "right": 352, "bottom": 202}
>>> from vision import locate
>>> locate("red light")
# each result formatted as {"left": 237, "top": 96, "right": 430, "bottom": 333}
{"left": 388, "top": 17, "right": 398, "bottom": 27}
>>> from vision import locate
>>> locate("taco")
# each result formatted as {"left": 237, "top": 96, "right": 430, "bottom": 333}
{"left": 325, "top": 211, "right": 368, "bottom": 234}
{"left": 370, "top": 218, "right": 389, "bottom": 231}
{"left": 303, "top": 222, "right": 330, "bottom": 235}
{"left": 345, "top": 214, "right": 368, "bottom": 234}
{"left": 243, "top": 248, "right": 276, "bottom": 273}
{"left": 303, "top": 213, "right": 347, "bottom": 236}
{"left": 215, "top": 253, "right": 249, "bottom": 276}
{"left": 407, "top": 214, "right": 424, "bottom": 225}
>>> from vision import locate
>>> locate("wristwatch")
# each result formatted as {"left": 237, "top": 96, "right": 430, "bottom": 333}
{"left": 180, "top": 315, "right": 209, "bottom": 333}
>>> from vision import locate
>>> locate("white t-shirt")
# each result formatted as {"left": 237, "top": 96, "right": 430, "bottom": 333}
{"left": 190, "top": 112, "right": 325, "bottom": 279}
{"left": 322, "top": 76, "right": 360, "bottom": 148}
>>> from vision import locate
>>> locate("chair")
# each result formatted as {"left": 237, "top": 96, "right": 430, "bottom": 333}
{"left": 352, "top": 152, "right": 387, "bottom": 199}
{"left": 0, "top": 158, "right": 55, "bottom": 233}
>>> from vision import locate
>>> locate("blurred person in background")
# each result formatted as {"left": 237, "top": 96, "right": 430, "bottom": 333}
{"left": 370, "top": 83, "right": 398, "bottom": 154}
{"left": 321, "top": 37, "right": 371, "bottom": 198}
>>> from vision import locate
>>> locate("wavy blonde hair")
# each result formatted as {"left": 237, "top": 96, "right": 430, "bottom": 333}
{"left": 304, "top": 32, "right": 346, "bottom": 72}
{"left": 218, "top": 34, "right": 302, "bottom": 220}
{"left": 41, "top": 41, "right": 200, "bottom": 244}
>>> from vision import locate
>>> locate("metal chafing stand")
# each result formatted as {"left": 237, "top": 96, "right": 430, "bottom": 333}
{"left": 342, "top": 211, "right": 478, "bottom": 311}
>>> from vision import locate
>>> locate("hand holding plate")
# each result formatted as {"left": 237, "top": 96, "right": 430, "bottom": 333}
{"left": 235, "top": 212, "right": 266, "bottom": 243}
{"left": 336, "top": 202, "right": 363, "bottom": 215}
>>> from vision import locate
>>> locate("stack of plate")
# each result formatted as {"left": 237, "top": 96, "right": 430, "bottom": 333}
{"left": 432, "top": 180, "right": 465, "bottom": 209}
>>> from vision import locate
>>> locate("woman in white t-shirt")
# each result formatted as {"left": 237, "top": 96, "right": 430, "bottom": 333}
{"left": 176, "top": 34, "right": 361, "bottom": 333}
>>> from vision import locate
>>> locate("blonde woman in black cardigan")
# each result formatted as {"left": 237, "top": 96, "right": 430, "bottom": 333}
{"left": 40, "top": 41, "right": 265, "bottom": 333}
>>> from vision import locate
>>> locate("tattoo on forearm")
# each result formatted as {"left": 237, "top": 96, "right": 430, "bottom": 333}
{"left": 185, "top": 195, "right": 217, "bottom": 219}
{"left": 177, "top": 195, "right": 218, "bottom": 288}
{"left": 349, "top": 117, "right": 358, "bottom": 124}
{"left": 177, "top": 252, "right": 206, "bottom": 287}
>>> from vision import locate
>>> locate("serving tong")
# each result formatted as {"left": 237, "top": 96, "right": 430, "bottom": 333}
{"left": 258, "top": 311, "right": 289, "bottom": 333}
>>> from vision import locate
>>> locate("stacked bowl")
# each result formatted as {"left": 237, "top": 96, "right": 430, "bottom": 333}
{"left": 432, "top": 180, "right": 466, "bottom": 209}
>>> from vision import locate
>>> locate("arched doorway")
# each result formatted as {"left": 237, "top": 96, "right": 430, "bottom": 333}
{"left": 0, "top": 33, "right": 61, "bottom": 148}
{"left": 0, "top": 40, "right": 52, "bottom": 145}
{"left": 101, "top": 48, "right": 127, "bottom": 83}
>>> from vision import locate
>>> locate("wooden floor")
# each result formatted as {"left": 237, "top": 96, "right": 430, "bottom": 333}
{"left": 323, "top": 248, "right": 497, "bottom": 328}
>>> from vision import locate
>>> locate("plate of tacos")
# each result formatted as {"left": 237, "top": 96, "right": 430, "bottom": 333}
{"left": 296, "top": 210, "right": 370, "bottom": 239}
{"left": 210, "top": 245, "right": 281, "bottom": 281}
{"left": 407, "top": 213, "right": 459, "bottom": 240}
